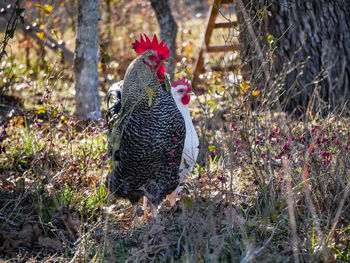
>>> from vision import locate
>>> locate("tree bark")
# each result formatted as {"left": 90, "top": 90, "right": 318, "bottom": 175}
{"left": 150, "top": 0, "right": 178, "bottom": 79}
{"left": 237, "top": 0, "right": 350, "bottom": 115}
{"left": 74, "top": 0, "right": 101, "bottom": 120}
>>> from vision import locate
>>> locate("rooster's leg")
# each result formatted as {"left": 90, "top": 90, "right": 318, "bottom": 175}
{"left": 140, "top": 196, "right": 149, "bottom": 220}
{"left": 142, "top": 196, "right": 148, "bottom": 211}
{"left": 132, "top": 203, "right": 144, "bottom": 227}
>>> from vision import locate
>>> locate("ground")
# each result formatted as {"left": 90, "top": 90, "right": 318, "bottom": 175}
{"left": 0, "top": 1, "right": 349, "bottom": 262}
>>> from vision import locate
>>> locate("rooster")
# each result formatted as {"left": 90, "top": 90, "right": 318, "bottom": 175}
{"left": 107, "top": 78, "right": 199, "bottom": 209}
{"left": 167, "top": 77, "right": 199, "bottom": 206}
{"left": 106, "top": 34, "right": 185, "bottom": 217}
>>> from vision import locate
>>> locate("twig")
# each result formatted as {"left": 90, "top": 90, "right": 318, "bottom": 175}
{"left": 0, "top": 3, "right": 114, "bottom": 84}
{"left": 0, "top": 1, "right": 21, "bottom": 62}
{"left": 240, "top": 224, "right": 278, "bottom": 263}
{"left": 43, "top": 222, "right": 75, "bottom": 246}
{"left": 236, "top": 0, "right": 270, "bottom": 83}
{"left": 176, "top": 227, "right": 185, "bottom": 258}
{"left": 283, "top": 158, "right": 300, "bottom": 263}
{"left": 0, "top": 3, "right": 74, "bottom": 63}
{"left": 0, "top": 215, "right": 18, "bottom": 227}
{"left": 326, "top": 175, "right": 350, "bottom": 246}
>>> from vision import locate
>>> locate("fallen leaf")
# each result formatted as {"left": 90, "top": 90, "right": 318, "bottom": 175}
{"left": 35, "top": 4, "right": 53, "bottom": 15}
{"left": 38, "top": 237, "right": 61, "bottom": 250}
{"left": 183, "top": 44, "right": 191, "bottom": 55}
{"left": 61, "top": 213, "right": 80, "bottom": 238}
{"left": 268, "top": 34, "right": 276, "bottom": 48}
{"left": 17, "top": 223, "right": 35, "bottom": 246}
{"left": 240, "top": 80, "right": 251, "bottom": 95}
{"left": 36, "top": 32, "right": 45, "bottom": 40}
{"left": 0, "top": 236, "right": 21, "bottom": 252}
{"left": 208, "top": 145, "right": 216, "bottom": 152}
{"left": 36, "top": 105, "right": 47, "bottom": 114}
{"left": 252, "top": 90, "right": 260, "bottom": 96}
{"left": 53, "top": 16, "right": 61, "bottom": 24}
{"left": 0, "top": 223, "right": 41, "bottom": 252}
{"left": 217, "top": 87, "right": 225, "bottom": 93}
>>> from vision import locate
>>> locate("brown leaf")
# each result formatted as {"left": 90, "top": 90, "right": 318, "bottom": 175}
{"left": 0, "top": 236, "right": 21, "bottom": 252}
{"left": 26, "top": 2, "right": 33, "bottom": 8}
{"left": 32, "top": 223, "right": 41, "bottom": 238}
{"left": 16, "top": 223, "right": 35, "bottom": 246}
{"left": 38, "top": 237, "right": 61, "bottom": 250}
{"left": 65, "top": 213, "right": 80, "bottom": 234}
{"left": 58, "top": 213, "right": 80, "bottom": 239}
{"left": 0, "top": 223, "right": 41, "bottom": 252}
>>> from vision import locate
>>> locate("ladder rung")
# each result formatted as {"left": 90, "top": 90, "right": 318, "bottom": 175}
{"left": 207, "top": 44, "right": 239, "bottom": 52}
{"left": 193, "top": 0, "right": 237, "bottom": 84}
{"left": 214, "top": 21, "right": 238, "bottom": 28}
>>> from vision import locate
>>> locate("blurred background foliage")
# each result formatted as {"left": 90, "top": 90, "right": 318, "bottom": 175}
{"left": 0, "top": 1, "right": 349, "bottom": 262}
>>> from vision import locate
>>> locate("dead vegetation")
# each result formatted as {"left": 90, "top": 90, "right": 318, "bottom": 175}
{"left": 0, "top": 0, "right": 349, "bottom": 262}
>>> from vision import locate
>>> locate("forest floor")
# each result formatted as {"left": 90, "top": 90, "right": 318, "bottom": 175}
{"left": 1, "top": 1, "right": 350, "bottom": 262}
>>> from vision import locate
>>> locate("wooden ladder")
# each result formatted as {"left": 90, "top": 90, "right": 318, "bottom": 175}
{"left": 193, "top": 0, "right": 239, "bottom": 84}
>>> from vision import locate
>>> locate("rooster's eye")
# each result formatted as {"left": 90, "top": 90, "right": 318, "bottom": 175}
{"left": 178, "top": 89, "right": 184, "bottom": 93}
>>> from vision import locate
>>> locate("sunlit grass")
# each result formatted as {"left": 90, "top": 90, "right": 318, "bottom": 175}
{"left": 0, "top": 0, "right": 349, "bottom": 262}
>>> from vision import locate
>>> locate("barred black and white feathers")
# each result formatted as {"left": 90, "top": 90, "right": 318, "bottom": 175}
{"left": 106, "top": 51, "right": 186, "bottom": 207}
{"left": 107, "top": 80, "right": 123, "bottom": 120}
{"left": 106, "top": 80, "right": 123, "bottom": 161}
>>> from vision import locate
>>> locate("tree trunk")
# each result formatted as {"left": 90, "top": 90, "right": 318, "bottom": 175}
{"left": 74, "top": 0, "right": 101, "bottom": 120}
{"left": 237, "top": 0, "right": 350, "bottom": 115}
{"left": 150, "top": 0, "right": 178, "bottom": 79}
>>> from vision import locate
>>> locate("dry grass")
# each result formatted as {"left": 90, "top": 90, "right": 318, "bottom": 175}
{"left": 0, "top": 0, "right": 349, "bottom": 262}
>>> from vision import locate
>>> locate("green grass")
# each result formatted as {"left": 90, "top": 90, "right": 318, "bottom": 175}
{"left": 0, "top": 1, "right": 349, "bottom": 262}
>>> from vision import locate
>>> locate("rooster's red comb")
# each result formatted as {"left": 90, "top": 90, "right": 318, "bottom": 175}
{"left": 132, "top": 34, "right": 169, "bottom": 60}
{"left": 173, "top": 77, "right": 192, "bottom": 92}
